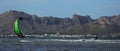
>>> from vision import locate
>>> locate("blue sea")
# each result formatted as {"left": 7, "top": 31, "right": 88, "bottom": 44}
{"left": 0, "top": 38, "right": 120, "bottom": 51}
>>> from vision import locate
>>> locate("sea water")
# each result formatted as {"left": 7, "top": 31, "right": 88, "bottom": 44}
{"left": 0, "top": 38, "right": 120, "bottom": 51}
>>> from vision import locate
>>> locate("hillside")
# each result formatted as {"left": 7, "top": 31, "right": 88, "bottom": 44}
{"left": 0, "top": 10, "right": 120, "bottom": 35}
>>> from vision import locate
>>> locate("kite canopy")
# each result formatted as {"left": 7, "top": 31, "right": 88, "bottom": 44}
{"left": 14, "top": 18, "right": 25, "bottom": 38}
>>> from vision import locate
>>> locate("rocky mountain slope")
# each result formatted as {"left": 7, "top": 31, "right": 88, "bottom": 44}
{"left": 0, "top": 10, "right": 120, "bottom": 35}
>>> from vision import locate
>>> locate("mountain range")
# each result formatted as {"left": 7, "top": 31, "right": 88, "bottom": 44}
{"left": 0, "top": 10, "right": 120, "bottom": 35}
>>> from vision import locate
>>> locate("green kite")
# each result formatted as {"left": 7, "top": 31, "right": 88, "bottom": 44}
{"left": 14, "top": 18, "right": 25, "bottom": 38}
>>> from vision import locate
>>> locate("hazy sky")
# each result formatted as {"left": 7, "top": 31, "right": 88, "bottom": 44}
{"left": 0, "top": 0, "right": 120, "bottom": 19}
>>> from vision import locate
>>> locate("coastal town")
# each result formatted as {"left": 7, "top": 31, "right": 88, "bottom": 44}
{"left": 0, "top": 33, "right": 119, "bottom": 39}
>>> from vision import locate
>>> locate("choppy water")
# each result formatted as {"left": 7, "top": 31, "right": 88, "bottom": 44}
{"left": 0, "top": 38, "right": 120, "bottom": 51}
